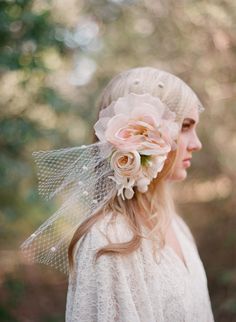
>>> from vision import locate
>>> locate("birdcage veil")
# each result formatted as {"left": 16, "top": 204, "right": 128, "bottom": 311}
{"left": 20, "top": 142, "right": 117, "bottom": 274}
{"left": 20, "top": 67, "right": 204, "bottom": 275}
{"left": 96, "top": 67, "right": 204, "bottom": 125}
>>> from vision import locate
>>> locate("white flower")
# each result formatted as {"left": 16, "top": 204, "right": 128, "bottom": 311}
{"left": 142, "top": 154, "right": 168, "bottom": 180}
{"left": 136, "top": 177, "right": 151, "bottom": 193}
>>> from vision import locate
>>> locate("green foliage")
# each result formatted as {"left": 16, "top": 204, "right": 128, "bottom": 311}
{"left": 0, "top": 0, "right": 63, "bottom": 71}
{"left": 0, "top": 305, "right": 18, "bottom": 322}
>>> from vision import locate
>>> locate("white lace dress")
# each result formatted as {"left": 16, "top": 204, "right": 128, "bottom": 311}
{"left": 66, "top": 212, "right": 215, "bottom": 322}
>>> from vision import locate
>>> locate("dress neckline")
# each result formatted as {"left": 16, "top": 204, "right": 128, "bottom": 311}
{"left": 163, "top": 215, "right": 190, "bottom": 274}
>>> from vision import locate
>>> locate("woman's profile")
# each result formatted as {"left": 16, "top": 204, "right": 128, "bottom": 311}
{"left": 20, "top": 67, "right": 215, "bottom": 322}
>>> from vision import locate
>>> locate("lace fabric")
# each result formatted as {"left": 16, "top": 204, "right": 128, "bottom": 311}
{"left": 65, "top": 212, "right": 215, "bottom": 322}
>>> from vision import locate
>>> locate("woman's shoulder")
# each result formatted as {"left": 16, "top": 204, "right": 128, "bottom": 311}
{"left": 92, "top": 211, "right": 134, "bottom": 243}
{"left": 74, "top": 211, "right": 134, "bottom": 255}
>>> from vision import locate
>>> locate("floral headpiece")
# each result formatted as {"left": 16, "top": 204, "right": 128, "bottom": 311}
{"left": 94, "top": 93, "right": 179, "bottom": 199}
{"left": 19, "top": 92, "right": 180, "bottom": 275}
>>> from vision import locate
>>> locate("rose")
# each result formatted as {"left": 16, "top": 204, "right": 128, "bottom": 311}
{"left": 110, "top": 150, "right": 141, "bottom": 177}
{"left": 108, "top": 150, "right": 168, "bottom": 199}
{"left": 109, "top": 150, "right": 141, "bottom": 200}
{"left": 94, "top": 93, "right": 179, "bottom": 156}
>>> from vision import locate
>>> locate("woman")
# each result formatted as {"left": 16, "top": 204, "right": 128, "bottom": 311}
{"left": 65, "top": 67, "right": 215, "bottom": 321}
{"left": 20, "top": 67, "right": 214, "bottom": 321}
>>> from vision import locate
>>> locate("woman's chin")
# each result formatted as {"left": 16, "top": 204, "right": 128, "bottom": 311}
{"left": 167, "top": 168, "right": 187, "bottom": 182}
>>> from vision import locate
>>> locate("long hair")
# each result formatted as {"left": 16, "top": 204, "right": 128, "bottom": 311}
{"left": 68, "top": 67, "right": 203, "bottom": 271}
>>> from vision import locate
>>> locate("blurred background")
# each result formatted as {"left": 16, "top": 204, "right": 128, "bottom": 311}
{"left": 0, "top": 0, "right": 235, "bottom": 321}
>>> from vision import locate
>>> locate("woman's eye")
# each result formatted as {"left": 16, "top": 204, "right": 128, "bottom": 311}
{"left": 181, "top": 123, "right": 191, "bottom": 131}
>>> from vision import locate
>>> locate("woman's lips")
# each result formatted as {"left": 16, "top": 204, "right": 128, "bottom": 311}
{"left": 183, "top": 159, "right": 191, "bottom": 167}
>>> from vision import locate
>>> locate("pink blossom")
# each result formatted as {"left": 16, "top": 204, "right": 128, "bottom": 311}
{"left": 94, "top": 93, "right": 179, "bottom": 155}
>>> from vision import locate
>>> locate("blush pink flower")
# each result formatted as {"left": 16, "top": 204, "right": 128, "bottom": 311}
{"left": 94, "top": 93, "right": 179, "bottom": 156}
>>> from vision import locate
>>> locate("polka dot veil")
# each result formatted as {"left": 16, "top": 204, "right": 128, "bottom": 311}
{"left": 20, "top": 142, "right": 117, "bottom": 275}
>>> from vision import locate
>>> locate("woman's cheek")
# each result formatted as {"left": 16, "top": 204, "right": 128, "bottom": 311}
{"left": 177, "top": 134, "right": 186, "bottom": 158}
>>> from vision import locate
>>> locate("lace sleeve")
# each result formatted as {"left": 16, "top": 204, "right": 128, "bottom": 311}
{"left": 65, "top": 213, "right": 156, "bottom": 322}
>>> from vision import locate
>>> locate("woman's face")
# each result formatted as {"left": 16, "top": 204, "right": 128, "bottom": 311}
{"left": 167, "top": 107, "right": 202, "bottom": 181}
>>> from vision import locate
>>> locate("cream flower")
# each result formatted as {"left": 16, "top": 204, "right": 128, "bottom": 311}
{"left": 109, "top": 175, "right": 136, "bottom": 200}
{"left": 110, "top": 150, "right": 141, "bottom": 177}
{"left": 142, "top": 154, "right": 168, "bottom": 180}
{"left": 109, "top": 150, "right": 141, "bottom": 200}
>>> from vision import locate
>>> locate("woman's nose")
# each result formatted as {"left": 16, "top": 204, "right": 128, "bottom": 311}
{"left": 188, "top": 133, "right": 202, "bottom": 152}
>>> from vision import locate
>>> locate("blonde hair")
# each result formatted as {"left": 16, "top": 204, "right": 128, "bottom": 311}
{"left": 68, "top": 67, "right": 203, "bottom": 271}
